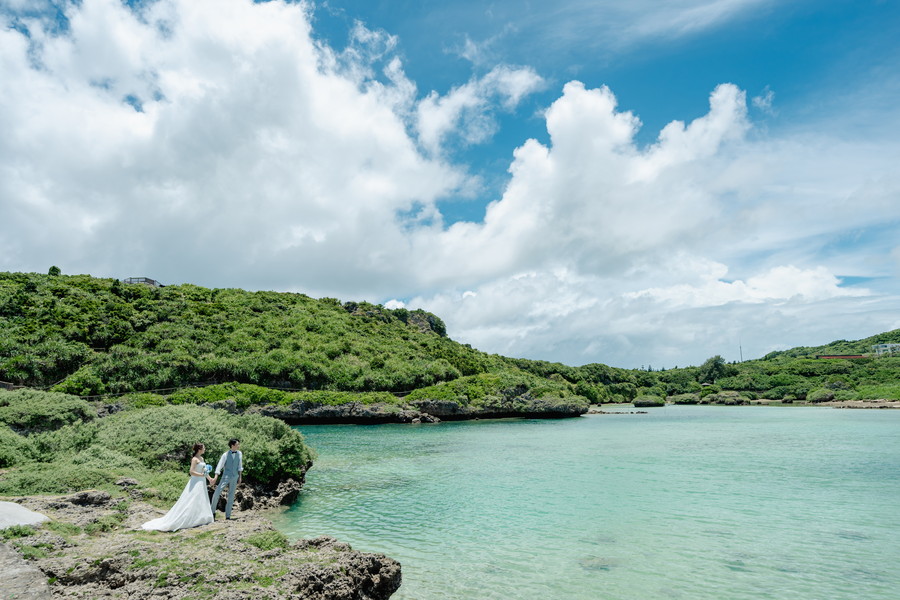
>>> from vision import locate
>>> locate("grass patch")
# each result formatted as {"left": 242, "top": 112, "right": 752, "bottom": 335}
{"left": 0, "top": 524, "right": 36, "bottom": 540}
{"left": 46, "top": 520, "right": 82, "bottom": 538}
{"left": 245, "top": 530, "right": 289, "bottom": 551}
{"left": 84, "top": 509, "right": 128, "bottom": 535}
{"left": 15, "top": 541, "right": 52, "bottom": 560}
{"left": 855, "top": 383, "right": 900, "bottom": 400}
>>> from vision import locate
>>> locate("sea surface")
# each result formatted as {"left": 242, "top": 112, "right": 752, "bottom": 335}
{"left": 274, "top": 406, "right": 900, "bottom": 599}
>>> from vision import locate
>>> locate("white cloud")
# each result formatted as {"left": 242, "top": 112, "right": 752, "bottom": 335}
{"left": 475, "top": 0, "right": 779, "bottom": 56}
{"left": 1, "top": 0, "right": 898, "bottom": 370}
{"left": 627, "top": 265, "right": 870, "bottom": 307}
{"left": 626, "top": 0, "right": 775, "bottom": 40}
{"left": 415, "top": 65, "right": 544, "bottom": 154}
{"left": 405, "top": 78, "right": 899, "bottom": 367}
{"left": 752, "top": 87, "right": 775, "bottom": 114}
{"left": 0, "top": 0, "right": 463, "bottom": 295}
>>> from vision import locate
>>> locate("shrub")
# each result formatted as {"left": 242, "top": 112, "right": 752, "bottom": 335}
{"left": 286, "top": 390, "right": 401, "bottom": 406}
{"left": 699, "top": 385, "right": 720, "bottom": 398}
{"left": 51, "top": 366, "right": 105, "bottom": 397}
{"left": 855, "top": 384, "right": 900, "bottom": 400}
{"left": 29, "top": 421, "right": 100, "bottom": 462}
{"left": 806, "top": 388, "right": 835, "bottom": 403}
{"left": 123, "top": 393, "right": 168, "bottom": 409}
{"left": 669, "top": 393, "right": 700, "bottom": 405}
{"left": 633, "top": 395, "right": 665, "bottom": 407}
{"left": 0, "top": 462, "right": 117, "bottom": 495}
{"left": 406, "top": 370, "right": 580, "bottom": 407}
{"left": 141, "top": 470, "right": 189, "bottom": 504}
{"left": 168, "top": 383, "right": 289, "bottom": 409}
{"left": 0, "top": 425, "right": 33, "bottom": 468}
{"left": 606, "top": 382, "right": 637, "bottom": 401}
{"left": 704, "top": 391, "right": 750, "bottom": 405}
{"left": 574, "top": 381, "right": 606, "bottom": 404}
{"left": 0, "top": 389, "right": 95, "bottom": 433}
{"left": 94, "top": 405, "right": 314, "bottom": 484}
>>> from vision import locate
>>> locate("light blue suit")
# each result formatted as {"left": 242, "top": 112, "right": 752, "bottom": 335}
{"left": 210, "top": 450, "right": 243, "bottom": 518}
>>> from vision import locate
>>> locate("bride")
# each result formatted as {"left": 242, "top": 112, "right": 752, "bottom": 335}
{"left": 142, "top": 443, "right": 215, "bottom": 532}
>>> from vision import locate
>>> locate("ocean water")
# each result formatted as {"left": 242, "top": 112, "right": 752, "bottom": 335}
{"left": 274, "top": 406, "right": 900, "bottom": 599}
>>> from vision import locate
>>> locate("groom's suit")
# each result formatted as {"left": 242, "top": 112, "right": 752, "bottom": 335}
{"left": 211, "top": 449, "right": 243, "bottom": 519}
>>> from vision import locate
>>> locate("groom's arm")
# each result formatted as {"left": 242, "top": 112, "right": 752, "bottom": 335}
{"left": 215, "top": 452, "right": 227, "bottom": 475}
{"left": 237, "top": 451, "right": 243, "bottom": 484}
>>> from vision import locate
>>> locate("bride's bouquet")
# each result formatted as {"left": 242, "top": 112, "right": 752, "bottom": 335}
{"left": 204, "top": 464, "right": 212, "bottom": 475}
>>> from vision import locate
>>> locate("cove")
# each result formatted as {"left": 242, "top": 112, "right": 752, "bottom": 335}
{"left": 274, "top": 406, "right": 900, "bottom": 599}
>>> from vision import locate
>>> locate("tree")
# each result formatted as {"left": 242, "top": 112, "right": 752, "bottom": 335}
{"left": 697, "top": 355, "right": 727, "bottom": 384}
{"left": 48, "top": 266, "right": 61, "bottom": 276}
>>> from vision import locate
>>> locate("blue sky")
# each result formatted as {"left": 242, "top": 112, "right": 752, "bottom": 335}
{"left": 1, "top": 0, "right": 899, "bottom": 368}
{"left": 307, "top": 0, "right": 900, "bottom": 222}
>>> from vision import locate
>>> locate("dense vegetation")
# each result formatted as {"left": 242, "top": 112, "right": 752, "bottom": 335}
{"left": 2, "top": 270, "right": 900, "bottom": 407}
{"left": 0, "top": 271, "right": 505, "bottom": 395}
{"left": 0, "top": 388, "right": 314, "bottom": 502}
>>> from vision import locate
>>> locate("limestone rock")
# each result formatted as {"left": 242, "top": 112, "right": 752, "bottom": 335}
{"left": 9, "top": 496, "right": 402, "bottom": 600}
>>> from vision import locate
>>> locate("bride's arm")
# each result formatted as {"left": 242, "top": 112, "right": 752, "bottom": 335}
{"left": 189, "top": 457, "right": 204, "bottom": 477}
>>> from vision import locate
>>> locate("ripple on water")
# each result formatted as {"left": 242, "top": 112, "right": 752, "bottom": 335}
{"left": 280, "top": 408, "right": 900, "bottom": 600}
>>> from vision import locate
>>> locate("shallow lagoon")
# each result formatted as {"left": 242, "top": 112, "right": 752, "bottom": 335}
{"left": 275, "top": 406, "right": 900, "bottom": 599}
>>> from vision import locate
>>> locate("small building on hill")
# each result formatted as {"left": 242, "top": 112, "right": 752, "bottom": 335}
{"left": 872, "top": 343, "right": 900, "bottom": 356}
{"left": 123, "top": 277, "right": 163, "bottom": 287}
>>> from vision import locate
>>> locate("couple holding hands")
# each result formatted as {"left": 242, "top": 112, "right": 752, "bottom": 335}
{"left": 142, "top": 439, "right": 244, "bottom": 532}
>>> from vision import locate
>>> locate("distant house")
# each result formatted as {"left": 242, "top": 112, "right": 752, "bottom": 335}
{"left": 123, "top": 277, "right": 163, "bottom": 287}
{"left": 872, "top": 343, "right": 900, "bottom": 356}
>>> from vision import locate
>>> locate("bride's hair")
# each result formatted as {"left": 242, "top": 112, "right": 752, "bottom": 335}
{"left": 192, "top": 443, "right": 204, "bottom": 455}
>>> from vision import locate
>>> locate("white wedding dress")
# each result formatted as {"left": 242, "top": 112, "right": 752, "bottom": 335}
{"left": 142, "top": 460, "right": 213, "bottom": 532}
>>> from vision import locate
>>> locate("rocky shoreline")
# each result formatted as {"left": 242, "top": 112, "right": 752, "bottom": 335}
{"left": 590, "top": 399, "right": 900, "bottom": 410}
{"left": 1, "top": 491, "right": 401, "bottom": 599}
{"left": 205, "top": 395, "right": 589, "bottom": 424}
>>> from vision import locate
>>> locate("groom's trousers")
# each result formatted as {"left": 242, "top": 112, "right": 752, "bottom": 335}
{"left": 211, "top": 475, "right": 238, "bottom": 519}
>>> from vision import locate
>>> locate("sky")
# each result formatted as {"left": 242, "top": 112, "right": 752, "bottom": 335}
{"left": 1, "top": 0, "right": 899, "bottom": 369}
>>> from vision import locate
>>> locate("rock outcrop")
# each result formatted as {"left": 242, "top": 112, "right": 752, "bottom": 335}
{"left": 4, "top": 493, "right": 401, "bottom": 600}
{"left": 0, "top": 542, "right": 52, "bottom": 600}
{"left": 250, "top": 401, "right": 442, "bottom": 424}
{"left": 244, "top": 394, "right": 587, "bottom": 424}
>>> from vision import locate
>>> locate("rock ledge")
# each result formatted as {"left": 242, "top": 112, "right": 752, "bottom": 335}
{"left": 3, "top": 493, "right": 401, "bottom": 600}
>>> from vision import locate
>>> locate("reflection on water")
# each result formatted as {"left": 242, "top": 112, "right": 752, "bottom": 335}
{"left": 274, "top": 408, "right": 900, "bottom": 600}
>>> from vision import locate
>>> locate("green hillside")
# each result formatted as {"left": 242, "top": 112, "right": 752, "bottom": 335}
{"left": 0, "top": 271, "right": 507, "bottom": 395}
{"left": 2, "top": 270, "right": 899, "bottom": 407}
{"left": 761, "top": 330, "right": 900, "bottom": 360}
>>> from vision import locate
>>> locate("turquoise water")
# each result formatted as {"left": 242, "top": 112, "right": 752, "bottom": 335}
{"left": 274, "top": 407, "right": 900, "bottom": 599}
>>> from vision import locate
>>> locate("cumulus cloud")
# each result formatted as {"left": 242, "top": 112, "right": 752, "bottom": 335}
{"left": 0, "top": 0, "right": 465, "bottom": 295}
{"left": 402, "top": 78, "right": 900, "bottom": 367}
{"left": 627, "top": 265, "right": 870, "bottom": 307}
{"left": 408, "top": 80, "right": 750, "bottom": 286}
{"left": 415, "top": 65, "right": 544, "bottom": 154}
{"left": 2, "top": 0, "right": 898, "bottom": 369}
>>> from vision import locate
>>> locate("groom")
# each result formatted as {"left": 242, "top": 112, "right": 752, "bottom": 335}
{"left": 210, "top": 439, "right": 243, "bottom": 520}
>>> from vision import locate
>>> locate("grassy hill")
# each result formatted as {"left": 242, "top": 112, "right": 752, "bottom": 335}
{"left": 0, "top": 271, "right": 592, "bottom": 415}
{"left": 0, "top": 271, "right": 508, "bottom": 395}
{"left": 2, "top": 270, "right": 899, "bottom": 407}
{"left": 761, "top": 330, "right": 900, "bottom": 360}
